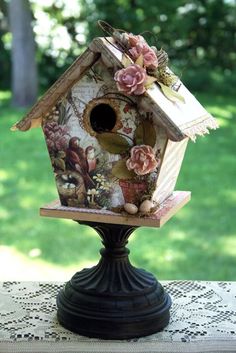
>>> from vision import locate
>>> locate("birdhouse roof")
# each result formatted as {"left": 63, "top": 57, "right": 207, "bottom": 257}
{"left": 12, "top": 37, "right": 218, "bottom": 141}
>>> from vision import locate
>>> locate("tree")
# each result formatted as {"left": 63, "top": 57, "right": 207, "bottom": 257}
{"left": 79, "top": 0, "right": 236, "bottom": 92}
{"left": 0, "top": 0, "right": 10, "bottom": 90}
{"left": 1, "top": 0, "right": 235, "bottom": 96}
{"left": 8, "top": 0, "right": 37, "bottom": 107}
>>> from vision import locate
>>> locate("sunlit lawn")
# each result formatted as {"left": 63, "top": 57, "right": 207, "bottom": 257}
{"left": 0, "top": 90, "right": 236, "bottom": 281}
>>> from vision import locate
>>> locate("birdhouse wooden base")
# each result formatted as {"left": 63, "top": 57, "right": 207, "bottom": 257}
{"left": 40, "top": 191, "right": 190, "bottom": 339}
{"left": 40, "top": 190, "right": 191, "bottom": 227}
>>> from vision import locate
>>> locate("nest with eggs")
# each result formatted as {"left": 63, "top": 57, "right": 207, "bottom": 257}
{"left": 56, "top": 171, "right": 86, "bottom": 204}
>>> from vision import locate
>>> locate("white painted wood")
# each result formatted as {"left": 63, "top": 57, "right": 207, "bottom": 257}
{"left": 152, "top": 138, "right": 188, "bottom": 204}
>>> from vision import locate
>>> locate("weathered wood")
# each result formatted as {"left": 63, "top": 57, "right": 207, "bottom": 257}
{"left": 40, "top": 190, "right": 191, "bottom": 227}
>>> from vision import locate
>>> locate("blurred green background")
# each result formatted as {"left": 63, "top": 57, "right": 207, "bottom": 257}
{"left": 0, "top": 0, "right": 236, "bottom": 281}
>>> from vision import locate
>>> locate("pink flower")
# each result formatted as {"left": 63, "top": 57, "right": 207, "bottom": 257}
{"left": 55, "top": 137, "right": 69, "bottom": 151}
{"left": 43, "top": 122, "right": 70, "bottom": 153}
{"left": 128, "top": 34, "right": 146, "bottom": 47}
{"left": 126, "top": 145, "right": 159, "bottom": 176}
{"left": 129, "top": 42, "right": 158, "bottom": 70}
{"left": 114, "top": 64, "right": 147, "bottom": 95}
{"left": 47, "top": 140, "right": 54, "bottom": 151}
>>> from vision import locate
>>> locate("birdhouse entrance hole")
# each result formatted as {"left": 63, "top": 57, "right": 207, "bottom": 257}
{"left": 90, "top": 103, "right": 116, "bottom": 133}
{"left": 83, "top": 98, "right": 122, "bottom": 136}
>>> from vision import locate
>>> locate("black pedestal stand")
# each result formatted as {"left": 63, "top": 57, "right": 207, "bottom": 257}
{"left": 57, "top": 221, "right": 171, "bottom": 339}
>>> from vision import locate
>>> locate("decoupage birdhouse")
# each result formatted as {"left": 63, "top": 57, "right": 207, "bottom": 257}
{"left": 12, "top": 22, "right": 218, "bottom": 216}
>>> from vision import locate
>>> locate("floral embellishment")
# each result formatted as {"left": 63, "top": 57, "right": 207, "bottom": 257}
{"left": 128, "top": 33, "right": 146, "bottom": 47}
{"left": 126, "top": 145, "right": 159, "bottom": 176}
{"left": 97, "top": 119, "right": 158, "bottom": 180}
{"left": 97, "top": 20, "right": 185, "bottom": 102}
{"left": 129, "top": 42, "right": 158, "bottom": 70}
{"left": 114, "top": 64, "right": 147, "bottom": 96}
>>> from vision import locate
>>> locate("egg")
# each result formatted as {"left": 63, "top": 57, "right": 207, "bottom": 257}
{"left": 61, "top": 174, "right": 69, "bottom": 181}
{"left": 139, "top": 200, "right": 154, "bottom": 214}
{"left": 124, "top": 203, "right": 138, "bottom": 215}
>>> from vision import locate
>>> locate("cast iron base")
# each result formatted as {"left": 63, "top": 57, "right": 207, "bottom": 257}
{"left": 57, "top": 222, "right": 171, "bottom": 339}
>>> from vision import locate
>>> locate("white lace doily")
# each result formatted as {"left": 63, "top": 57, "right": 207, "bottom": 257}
{"left": 0, "top": 281, "right": 236, "bottom": 353}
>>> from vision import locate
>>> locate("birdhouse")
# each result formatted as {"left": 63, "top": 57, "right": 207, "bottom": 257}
{"left": 12, "top": 23, "right": 218, "bottom": 217}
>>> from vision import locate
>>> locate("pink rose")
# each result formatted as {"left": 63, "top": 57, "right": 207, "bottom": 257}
{"left": 126, "top": 145, "right": 159, "bottom": 176}
{"left": 114, "top": 64, "right": 147, "bottom": 95}
{"left": 128, "top": 34, "right": 146, "bottom": 47}
{"left": 129, "top": 42, "right": 158, "bottom": 70}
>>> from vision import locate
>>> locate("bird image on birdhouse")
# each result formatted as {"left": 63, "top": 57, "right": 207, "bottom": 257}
{"left": 12, "top": 22, "right": 218, "bottom": 216}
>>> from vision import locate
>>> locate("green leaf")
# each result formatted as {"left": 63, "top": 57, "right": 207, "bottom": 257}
{"left": 134, "top": 120, "right": 156, "bottom": 147}
{"left": 157, "top": 82, "right": 185, "bottom": 103}
{"left": 54, "top": 158, "right": 66, "bottom": 171}
{"left": 134, "top": 123, "right": 144, "bottom": 145}
{"left": 58, "top": 102, "right": 66, "bottom": 125}
{"left": 112, "top": 159, "right": 136, "bottom": 179}
{"left": 97, "top": 133, "right": 131, "bottom": 154}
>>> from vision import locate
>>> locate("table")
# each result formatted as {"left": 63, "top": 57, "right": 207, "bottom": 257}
{"left": 0, "top": 281, "right": 236, "bottom": 352}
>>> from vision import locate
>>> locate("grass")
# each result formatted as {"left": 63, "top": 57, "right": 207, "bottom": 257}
{"left": 0, "top": 90, "right": 236, "bottom": 281}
